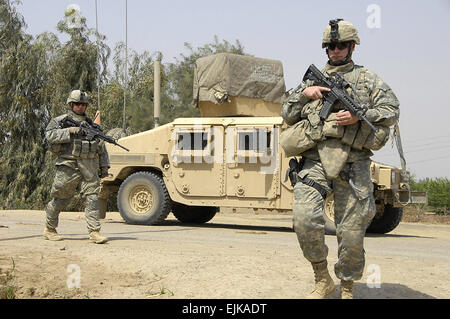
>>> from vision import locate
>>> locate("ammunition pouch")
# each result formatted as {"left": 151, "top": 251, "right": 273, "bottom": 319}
{"left": 363, "top": 125, "right": 390, "bottom": 151}
{"left": 344, "top": 121, "right": 390, "bottom": 151}
{"left": 332, "top": 118, "right": 390, "bottom": 151}
{"left": 341, "top": 122, "right": 359, "bottom": 146}
{"left": 307, "top": 113, "right": 323, "bottom": 141}
{"left": 280, "top": 119, "right": 317, "bottom": 157}
{"left": 322, "top": 113, "right": 344, "bottom": 138}
{"left": 72, "top": 139, "right": 99, "bottom": 159}
{"left": 72, "top": 139, "right": 82, "bottom": 157}
{"left": 81, "top": 141, "right": 90, "bottom": 159}
{"left": 352, "top": 121, "right": 373, "bottom": 150}
{"left": 48, "top": 143, "right": 62, "bottom": 155}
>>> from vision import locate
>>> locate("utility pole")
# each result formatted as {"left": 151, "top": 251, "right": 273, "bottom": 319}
{"left": 154, "top": 54, "right": 161, "bottom": 128}
{"left": 95, "top": 0, "right": 101, "bottom": 124}
{"left": 122, "top": 0, "right": 128, "bottom": 131}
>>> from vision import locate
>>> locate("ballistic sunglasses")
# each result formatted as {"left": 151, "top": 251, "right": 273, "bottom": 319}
{"left": 327, "top": 42, "right": 351, "bottom": 50}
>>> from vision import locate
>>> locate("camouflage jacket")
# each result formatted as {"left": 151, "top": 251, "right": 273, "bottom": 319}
{"left": 45, "top": 110, "right": 110, "bottom": 172}
{"left": 281, "top": 61, "right": 400, "bottom": 162}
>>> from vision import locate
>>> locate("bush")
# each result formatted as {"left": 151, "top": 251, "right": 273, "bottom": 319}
{"left": 410, "top": 176, "right": 450, "bottom": 214}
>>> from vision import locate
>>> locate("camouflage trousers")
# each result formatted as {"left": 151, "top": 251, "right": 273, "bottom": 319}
{"left": 293, "top": 158, "right": 376, "bottom": 281}
{"left": 45, "top": 164, "right": 101, "bottom": 232}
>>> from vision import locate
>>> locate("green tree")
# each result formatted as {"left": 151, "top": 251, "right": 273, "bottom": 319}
{"left": 410, "top": 176, "right": 450, "bottom": 213}
{"left": 0, "top": 2, "right": 111, "bottom": 209}
{"left": 102, "top": 44, "right": 166, "bottom": 133}
{"left": 99, "top": 36, "right": 248, "bottom": 133}
{"left": 48, "top": 11, "right": 110, "bottom": 119}
{"left": 0, "top": 3, "right": 248, "bottom": 210}
{"left": 0, "top": 0, "right": 52, "bottom": 207}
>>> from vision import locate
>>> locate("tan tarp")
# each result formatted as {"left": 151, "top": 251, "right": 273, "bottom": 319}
{"left": 192, "top": 53, "right": 286, "bottom": 107}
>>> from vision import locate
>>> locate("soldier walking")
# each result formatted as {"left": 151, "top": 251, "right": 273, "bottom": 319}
{"left": 281, "top": 20, "right": 400, "bottom": 298}
{"left": 43, "top": 90, "right": 110, "bottom": 244}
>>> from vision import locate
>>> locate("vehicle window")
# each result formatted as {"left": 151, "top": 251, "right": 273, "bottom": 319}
{"left": 177, "top": 132, "right": 208, "bottom": 150}
{"left": 238, "top": 130, "right": 271, "bottom": 152}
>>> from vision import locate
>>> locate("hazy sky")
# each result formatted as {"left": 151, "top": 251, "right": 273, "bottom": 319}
{"left": 16, "top": 0, "right": 450, "bottom": 179}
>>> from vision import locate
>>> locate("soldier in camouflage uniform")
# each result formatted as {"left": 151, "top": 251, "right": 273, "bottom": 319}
{"left": 43, "top": 90, "right": 110, "bottom": 244}
{"left": 281, "top": 19, "right": 399, "bottom": 298}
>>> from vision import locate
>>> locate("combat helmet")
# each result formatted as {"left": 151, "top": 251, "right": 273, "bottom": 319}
{"left": 67, "top": 90, "right": 91, "bottom": 105}
{"left": 322, "top": 19, "right": 360, "bottom": 66}
{"left": 322, "top": 19, "right": 360, "bottom": 48}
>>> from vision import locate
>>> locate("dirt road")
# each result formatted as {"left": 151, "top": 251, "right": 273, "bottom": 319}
{"left": 1, "top": 209, "right": 449, "bottom": 299}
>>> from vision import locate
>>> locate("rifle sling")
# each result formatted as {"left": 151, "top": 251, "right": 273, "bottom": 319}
{"left": 298, "top": 175, "right": 328, "bottom": 200}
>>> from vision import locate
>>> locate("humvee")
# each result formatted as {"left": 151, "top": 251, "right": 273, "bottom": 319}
{"left": 99, "top": 53, "right": 427, "bottom": 234}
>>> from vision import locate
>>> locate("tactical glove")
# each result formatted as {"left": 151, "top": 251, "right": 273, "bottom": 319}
{"left": 68, "top": 126, "right": 83, "bottom": 135}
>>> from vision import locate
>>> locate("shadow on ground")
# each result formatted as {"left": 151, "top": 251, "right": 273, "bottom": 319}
{"left": 353, "top": 282, "right": 436, "bottom": 299}
{"left": 113, "top": 219, "right": 432, "bottom": 239}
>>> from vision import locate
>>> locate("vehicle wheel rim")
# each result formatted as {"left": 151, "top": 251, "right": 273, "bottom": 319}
{"left": 129, "top": 186, "right": 153, "bottom": 214}
{"left": 324, "top": 193, "right": 335, "bottom": 223}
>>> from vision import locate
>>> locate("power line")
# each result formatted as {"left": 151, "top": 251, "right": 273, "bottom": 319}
{"left": 403, "top": 134, "right": 450, "bottom": 145}
{"left": 375, "top": 140, "right": 450, "bottom": 158}
{"left": 406, "top": 144, "right": 450, "bottom": 154}
{"left": 405, "top": 139, "right": 450, "bottom": 148}
{"left": 408, "top": 155, "right": 450, "bottom": 165}
{"left": 404, "top": 139, "right": 450, "bottom": 150}
{"left": 377, "top": 144, "right": 450, "bottom": 158}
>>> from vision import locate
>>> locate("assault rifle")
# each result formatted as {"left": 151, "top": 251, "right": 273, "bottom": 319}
{"left": 62, "top": 116, "right": 130, "bottom": 152}
{"left": 302, "top": 64, "right": 377, "bottom": 132}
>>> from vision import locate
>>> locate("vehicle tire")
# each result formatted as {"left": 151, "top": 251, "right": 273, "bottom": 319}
{"left": 366, "top": 204, "right": 403, "bottom": 234}
{"left": 171, "top": 202, "right": 218, "bottom": 224}
{"left": 323, "top": 195, "right": 403, "bottom": 235}
{"left": 117, "top": 171, "right": 171, "bottom": 225}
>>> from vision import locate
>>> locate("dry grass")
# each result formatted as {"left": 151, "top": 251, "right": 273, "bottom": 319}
{"left": 0, "top": 258, "right": 16, "bottom": 299}
{"left": 402, "top": 205, "right": 450, "bottom": 225}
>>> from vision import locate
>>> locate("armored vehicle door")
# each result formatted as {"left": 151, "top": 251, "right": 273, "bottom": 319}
{"left": 171, "top": 123, "right": 225, "bottom": 197}
{"left": 225, "top": 124, "right": 281, "bottom": 200}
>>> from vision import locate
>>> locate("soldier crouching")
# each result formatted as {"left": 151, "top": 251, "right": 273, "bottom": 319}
{"left": 43, "top": 90, "right": 110, "bottom": 244}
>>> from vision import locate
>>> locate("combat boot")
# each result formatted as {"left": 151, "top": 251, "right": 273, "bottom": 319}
{"left": 43, "top": 227, "right": 63, "bottom": 241}
{"left": 89, "top": 231, "right": 108, "bottom": 244}
{"left": 340, "top": 280, "right": 354, "bottom": 299}
{"left": 306, "top": 260, "right": 336, "bottom": 299}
